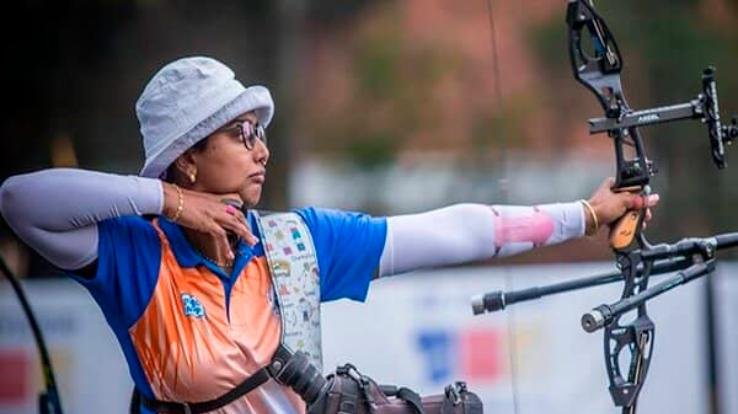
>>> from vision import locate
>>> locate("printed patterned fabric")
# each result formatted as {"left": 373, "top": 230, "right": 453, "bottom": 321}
{"left": 255, "top": 211, "right": 323, "bottom": 370}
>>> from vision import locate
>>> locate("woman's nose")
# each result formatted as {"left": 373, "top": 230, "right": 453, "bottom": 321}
{"left": 254, "top": 139, "right": 269, "bottom": 166}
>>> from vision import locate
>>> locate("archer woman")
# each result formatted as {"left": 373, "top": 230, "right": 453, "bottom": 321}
{"left": 0, "top": 56, "right": 656, "bottom": 413}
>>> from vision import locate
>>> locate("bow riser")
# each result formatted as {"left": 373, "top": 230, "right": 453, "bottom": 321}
{"left": 568, "top": 1, "right": 657, "bottom": 412}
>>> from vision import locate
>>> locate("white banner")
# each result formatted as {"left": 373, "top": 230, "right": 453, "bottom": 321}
{"left": 716, "top": 263, "right": 738, "bottom": 414}
{"left": 0, "top": 280, "right": 132, "bottom": 414}
{"left": 0, "top": 262, "right": 735, "bottom": 413}
{"left": 323, "top": 262, "right": 711, "bottom": 414}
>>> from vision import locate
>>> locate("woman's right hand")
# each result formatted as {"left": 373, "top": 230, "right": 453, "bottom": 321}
{"left": 162, "top": 183, "right": 258, "bottom": 259}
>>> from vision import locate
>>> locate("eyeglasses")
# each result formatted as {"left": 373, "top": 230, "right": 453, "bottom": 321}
{"left": 218, "top": 120, "right": 267, "bottom": 150}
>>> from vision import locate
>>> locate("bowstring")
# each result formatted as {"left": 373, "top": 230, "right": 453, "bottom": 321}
{"left": 485, "top": 1, "right": 520, "bottom": 413}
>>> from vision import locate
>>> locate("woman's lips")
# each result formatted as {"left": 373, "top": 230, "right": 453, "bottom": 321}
{"left": 249, "top": 171, "right": 265, "bottom": 184}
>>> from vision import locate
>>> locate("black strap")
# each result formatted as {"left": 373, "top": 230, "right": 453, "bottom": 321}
{"left": 138, "top": 369, "right": 270, "bottom": 414}
{"left": 135, "top": 345, "right": 294, "bottom": 414}
{"left": 270, "top": 347, "right": 326, "bottom": 404}
{"left": 130, "top": 388, "right": 141, "bottom": 414}
{"left": 396, "top": 387, "right": 425, "bottom": 414}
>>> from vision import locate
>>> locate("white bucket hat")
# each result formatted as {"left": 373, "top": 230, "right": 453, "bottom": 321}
{"left": 136, "top": 56, "right": 274, "bottom": 178}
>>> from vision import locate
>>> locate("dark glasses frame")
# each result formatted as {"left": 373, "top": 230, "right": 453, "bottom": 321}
{"left": 217, "top": 120, "right": 267, "bottom": 150}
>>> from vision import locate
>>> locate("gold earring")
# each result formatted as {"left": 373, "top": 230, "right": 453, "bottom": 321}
{"left": 188, "top": 170, "right": 197, "bottom": 184}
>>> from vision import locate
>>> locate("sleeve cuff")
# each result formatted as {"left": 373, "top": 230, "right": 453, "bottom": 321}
{"left": 544, "top": 201, "right": 586, "bottom": 241}
{"left": 131, "top": 176, "right": 165, "bottom": 215}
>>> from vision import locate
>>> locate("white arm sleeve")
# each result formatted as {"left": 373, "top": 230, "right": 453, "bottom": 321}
{"left": 378, "top": 202, "right": 585, "bottom": 277}
{"left": 0, "top": 168, "right": 163, "bottom": 270}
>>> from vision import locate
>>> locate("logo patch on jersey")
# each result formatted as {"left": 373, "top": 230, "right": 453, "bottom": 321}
{"left": 181, "top": 293, "right": 206, "bottom": 318}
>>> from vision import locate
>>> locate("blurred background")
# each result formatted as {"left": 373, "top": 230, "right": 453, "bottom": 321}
{"left": 1, "top": 0, "right": 738, "bottom": 413}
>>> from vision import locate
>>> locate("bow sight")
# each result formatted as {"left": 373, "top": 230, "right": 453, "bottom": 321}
{"left": 568, "top": 0, "right": 737, "bottom": 191}
{"left": 585, "top": 67, "right": 738, "bottom": 169}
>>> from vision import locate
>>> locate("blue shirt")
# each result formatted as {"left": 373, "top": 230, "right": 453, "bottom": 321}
{"left": 69, "top": 207, "right": 387, "bottom": 412}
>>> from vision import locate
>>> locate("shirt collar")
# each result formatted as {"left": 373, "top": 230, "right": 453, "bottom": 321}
{"left": 157, "top": 216, "right": 204, "bottom": 268}
{"left": 157, "top": 211, "right": 262, "bottom": 273}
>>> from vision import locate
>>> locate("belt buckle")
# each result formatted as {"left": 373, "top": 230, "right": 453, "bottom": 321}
{"left": 445, "top": 384, "right": 461, "bottom": 405}
{"left": 183, "top": 403, "right": 193, "bottom": 414}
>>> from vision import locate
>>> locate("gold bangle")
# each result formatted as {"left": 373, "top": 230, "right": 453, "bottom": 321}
{"left": 170, "top": 184, "right": 184, "bottom": 222}
{"left": 581, "top": 199, "right": 599, "bottom": 236}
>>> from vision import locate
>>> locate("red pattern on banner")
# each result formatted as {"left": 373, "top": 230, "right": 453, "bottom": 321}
{"left": 459, "top": 328, "right": 501, "bottom": 381}
{"left": 0, "top": 349, "right": 30, "bottom": 402}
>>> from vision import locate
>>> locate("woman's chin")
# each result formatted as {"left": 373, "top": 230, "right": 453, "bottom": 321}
{"left": 241, "top": 188, "right": 262, "bottom": 208}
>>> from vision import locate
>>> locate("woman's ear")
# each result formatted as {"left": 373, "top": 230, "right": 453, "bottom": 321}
{"left": 173, "top": 150, "right": 194, "bottom": 173}
{"left": 172, "top": 150, "right": 199, "bottom": 185}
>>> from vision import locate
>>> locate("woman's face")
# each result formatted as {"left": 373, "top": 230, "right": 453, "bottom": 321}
{"left": 186, "top": 111, "right": 270, "bottom": 207}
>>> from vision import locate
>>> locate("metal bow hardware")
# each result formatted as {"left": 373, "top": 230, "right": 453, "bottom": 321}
{"left": 567, "top": 1, "right": 735, "bottom": 412}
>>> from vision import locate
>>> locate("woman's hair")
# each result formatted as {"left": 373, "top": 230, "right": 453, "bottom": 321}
{"left": 163, "top": 138, "right": 210, "bottom": 183}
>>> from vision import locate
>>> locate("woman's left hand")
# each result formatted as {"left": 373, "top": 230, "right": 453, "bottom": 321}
{"left": 586, "top": 177, "right": 660, "bottom": 232}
